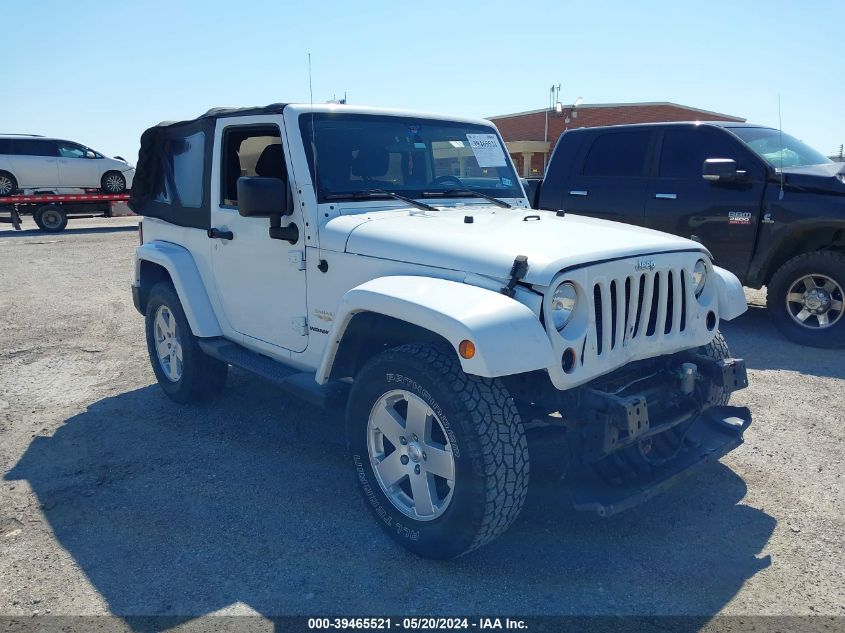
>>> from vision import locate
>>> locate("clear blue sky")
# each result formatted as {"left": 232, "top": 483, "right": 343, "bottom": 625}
{"left": 3, "top": 0, "right": 842, "bottom": 162}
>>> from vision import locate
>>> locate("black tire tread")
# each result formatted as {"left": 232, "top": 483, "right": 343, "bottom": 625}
{"left": 699, "top": 331, "right": 731, "bottom": 406}
{"left": 146, "top": 282, "right": 228, "bottom": 403}
{"left": 767, "top": 250, "right": 845, "bottom": 347}
{"left": 376, "top": 343, "right": 529, "bottom": 555}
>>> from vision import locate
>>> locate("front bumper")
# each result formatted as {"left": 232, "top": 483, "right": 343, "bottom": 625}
{"left": 567, "top": 404, "right": 752, "bottom": 517}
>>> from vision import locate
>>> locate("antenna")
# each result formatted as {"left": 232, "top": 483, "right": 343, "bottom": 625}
{"left": 308, "top": 53, "right": 317, "bottom": 193}
{"left": 778, "top": 94, "right": 784, "bottom": 201}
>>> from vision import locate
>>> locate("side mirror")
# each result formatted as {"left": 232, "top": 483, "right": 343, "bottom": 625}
{"left": 85, "top": 150, "right": 96, "bottom": 159}
{"left": 702, "top": 158, "right": 747, "bottom": 183}
{"left": 236, "top": 176, "right": 299, "bottom": 244}
{"left": 236, "top": 176, "right": 290, "bottom": 217}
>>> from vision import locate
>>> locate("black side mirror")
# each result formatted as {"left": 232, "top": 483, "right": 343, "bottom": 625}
{"left": 236, "top": 176, "right": 298, "bottom": 244}
{"left": 237, "top": 176, "right": 291, "bottom": 217}
{"left": 702, "top": 158, "right": 747, "bottom": 183}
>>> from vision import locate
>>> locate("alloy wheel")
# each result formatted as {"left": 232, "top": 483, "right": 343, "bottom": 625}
{"left": 785, "top": 273, "right": 844, "bottom": 329}
{"left": 367, "top": 389, "right": 456, "bottom": 521}
{"left": 154, "top": 305, "right": 183, "bottom": 381}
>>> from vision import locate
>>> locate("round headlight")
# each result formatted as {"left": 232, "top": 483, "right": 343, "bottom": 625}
{"left": 693, "top": 259, "right": 707, "bottom": 297}
{"left": 551, "top": 282, "right": 578, "bottom": 330}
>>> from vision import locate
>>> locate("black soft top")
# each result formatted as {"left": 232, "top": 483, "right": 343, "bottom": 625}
{"left": 129, "top": 103, "right": 288, "bottom": 229}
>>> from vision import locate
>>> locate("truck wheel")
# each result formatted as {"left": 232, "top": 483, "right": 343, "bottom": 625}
{"left": 768, "top": 251, "right": 845, "bottom": 348}
{"left": 144, "top": 282, "right": 228, "bottom": 403}
{"left": 347, "top": 343, "right": 528, "bottom": 559}
{"left": 34, "top": 205, "right": 68, "bottom": 232}
{"left": 101, "top": 171, "right": 127, "bottom": 193}
{"left": 698, "top": 331, "right": 732, "bottom": 406}
{"left": 0, "top": 172, "right": 16, "bottom": 196}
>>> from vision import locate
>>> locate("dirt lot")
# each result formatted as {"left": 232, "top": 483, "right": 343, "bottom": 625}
{"left": 0, "top": 216, "right": 843, "bottom": 621}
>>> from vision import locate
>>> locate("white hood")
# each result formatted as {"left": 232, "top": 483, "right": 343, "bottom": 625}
{"left": 324, "top": 205, "right": 707, "bottom": 286}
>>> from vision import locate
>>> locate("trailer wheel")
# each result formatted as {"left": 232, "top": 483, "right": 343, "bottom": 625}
{"left": 101, "top": 171, "right": 127, "bottom": 194}
{"left": 34, "top": 205, "right": 68, "bottom": 232}
{"left": 0, "top": 172, "right": 16, "bottom": 196}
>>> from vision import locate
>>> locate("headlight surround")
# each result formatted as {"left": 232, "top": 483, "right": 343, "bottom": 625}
{"left": 551, "top": 281, "right": 578, "bottom": 330}
{"left": 693, "top": 259, "right": 708, "bottom": 297}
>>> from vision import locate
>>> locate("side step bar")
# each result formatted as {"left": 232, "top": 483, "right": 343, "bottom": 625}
{"left": 198, "top": 339, "right": 349, "bottom": 409}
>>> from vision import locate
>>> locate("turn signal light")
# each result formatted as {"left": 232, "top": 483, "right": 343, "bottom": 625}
{"left": 459, "top": 339, "right": 476, "bottom": 359}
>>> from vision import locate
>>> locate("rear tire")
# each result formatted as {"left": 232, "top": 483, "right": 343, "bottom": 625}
{"left": 768, "top": 251, "right": 845, "bottom": 348}
{"left": 0, "top": 172, "right": 16, "bottom": 196}
{"left": 101, "top": 171, "right": 127, "bottom": 193}
{"left": 144, "top": 282, "right": 228, "bottom": 403}
{"left": 347, "top": 343, "right": 529, "bottom": 559}
{"left": 34, "top": 205, "right": 68, "bottom": 232}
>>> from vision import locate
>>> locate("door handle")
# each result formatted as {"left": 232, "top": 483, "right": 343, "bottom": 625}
{"left": 569, "top": 190, "right": 588, "bottom": 196}
{"left": 654, "top": 193, "right": 677, "bottom": 200}
{"left": 207, "top": 228, "right": 234, "bottom": 240}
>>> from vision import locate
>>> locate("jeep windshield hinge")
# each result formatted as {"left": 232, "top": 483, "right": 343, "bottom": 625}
{"left": 501, "top": 255, "right": 529, "bottom": 297}
{"left": 291, "top": 316, "right": 308, "bottom": 336}
{"left": 288, "top": 250, "right": 305, "bottom": 271}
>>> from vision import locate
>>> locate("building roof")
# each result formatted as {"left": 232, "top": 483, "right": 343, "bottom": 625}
{"left": 488, "top": 101, "right": 745, "bottom": 122}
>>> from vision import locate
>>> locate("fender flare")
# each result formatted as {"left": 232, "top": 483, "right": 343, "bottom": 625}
{"left": 316, "top": 276, "right": 556, "bottom": 383}
{"left": 135, "top": 241, "right": 222, "bottom": 337}
{"left": 712, "top": 265, "right": 748, "bottom": 321}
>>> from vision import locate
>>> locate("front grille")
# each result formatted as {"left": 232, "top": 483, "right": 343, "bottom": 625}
{"left": 587, "top": 267, "right": 688, "bottom": 363}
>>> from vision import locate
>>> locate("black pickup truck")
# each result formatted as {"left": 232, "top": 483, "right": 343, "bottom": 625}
{"left": 529, "top": 121, "right": 845, "bottom": 347}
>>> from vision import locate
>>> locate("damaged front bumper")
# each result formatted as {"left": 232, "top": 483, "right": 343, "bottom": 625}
{"left": 568, "top": 404, "right": 752, "bottom": 517}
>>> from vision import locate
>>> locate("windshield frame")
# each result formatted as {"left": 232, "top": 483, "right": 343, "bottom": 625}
{"left": 727, "top": 126, "right": 831, "bottom": 170}
{"left": 298, "top": 112, "right": 524, "bottom": 204}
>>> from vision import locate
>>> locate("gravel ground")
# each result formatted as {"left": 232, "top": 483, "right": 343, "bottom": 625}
{"left": 0, "top": 216, "right": 843, "bottom": 621}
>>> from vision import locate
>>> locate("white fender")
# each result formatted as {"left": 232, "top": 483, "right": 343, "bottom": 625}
{"left": 316, "top": 276, "right": 556, "bottom": 383}
{"left": 712, "top": 265, "right": 748, "bottom": 321}
{"left": 134, "top": 241, "right": 222, "bottom": 337}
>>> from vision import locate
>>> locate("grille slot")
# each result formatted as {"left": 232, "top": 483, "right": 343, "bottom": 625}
{"left": 588, "top": 265, "right": 689, "bottom": 358}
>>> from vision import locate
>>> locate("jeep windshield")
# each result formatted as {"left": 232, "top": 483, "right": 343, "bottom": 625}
{"left": 299, "top": 113, "right": 523, "bottom": 204}
{"left": 730, "top": 127, "right": 832, "bottom": 169}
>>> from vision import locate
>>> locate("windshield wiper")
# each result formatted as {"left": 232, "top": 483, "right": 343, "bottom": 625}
{"left": 422, "top": 189, "right": 512, "bottom": 208}
{"left": 324, "top": 190, "right": 438, "bottom": 212}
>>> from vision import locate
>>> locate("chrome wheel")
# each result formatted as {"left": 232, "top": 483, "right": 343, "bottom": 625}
{"left": 367, "top": 389, "right": 455, "bottom": 521}
{"left": 153, "top": 305, "right": 183, "bottom": 382}
{"left": 785, "top": 273, "right": 844, "bottom": 329}
{"left": 104, "top": 173, "right": 125, "bottom": 193}
{"left": 0, "top": 175, "right": 14, "bottom": 196}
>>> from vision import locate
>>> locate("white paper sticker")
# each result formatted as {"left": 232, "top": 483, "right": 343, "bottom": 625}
{"left": 466, "top": 133, "right": 506, "bottom": 167}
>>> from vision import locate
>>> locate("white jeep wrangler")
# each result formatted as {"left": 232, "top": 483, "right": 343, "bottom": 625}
{"left": 131, "top": 103, "right": 752, "bottom": 559}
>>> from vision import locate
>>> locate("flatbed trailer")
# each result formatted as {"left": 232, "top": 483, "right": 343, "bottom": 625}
{"left": 0, "top": 191, "right": 132, "bottom": 233}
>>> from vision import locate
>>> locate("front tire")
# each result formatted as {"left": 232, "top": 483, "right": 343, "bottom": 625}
{"left": 698, "top": 331, "right": 732, "bottom": 406}
{"left": 101, "top": 171, "right": 127, "bottom": 193}
{"left": 144, "top": 282, "right": 228, "bottom": 403}
{"left": 347, "top": 343, "right": 528, "bottom": 559}
{"left": 768, "top": 251, "right": 845, "bottom": 348}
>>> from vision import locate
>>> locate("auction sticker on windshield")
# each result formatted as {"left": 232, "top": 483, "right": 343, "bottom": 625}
{"left": 466, "top": 134, "right": 507, "bottom": 167}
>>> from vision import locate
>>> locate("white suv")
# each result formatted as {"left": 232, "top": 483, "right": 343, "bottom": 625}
{"left": 131, "top": 103, "right": 753, "bottom": 559}
{"left": 0, "top": 134, "right": 135, "bottom": 196}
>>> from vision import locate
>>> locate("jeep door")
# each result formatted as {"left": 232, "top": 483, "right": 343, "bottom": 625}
{"left": 644, "top": 126, "right": 765, "bottom": 277}
{"left": 560, "top": 129, "right": 652, "bottom": 226}
{"left": 8, "top": 139, "right": 60, "bottom": 188}
{"left": 209, "top": 117, "right": 308, "bottom": 353}
{"left": 56, "top": 141, "right": 100, "bottom": 187}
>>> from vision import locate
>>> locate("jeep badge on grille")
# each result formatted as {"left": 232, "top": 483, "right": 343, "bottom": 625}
{"left": 635, "top": 260, "right": 656, "bottom": 271}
